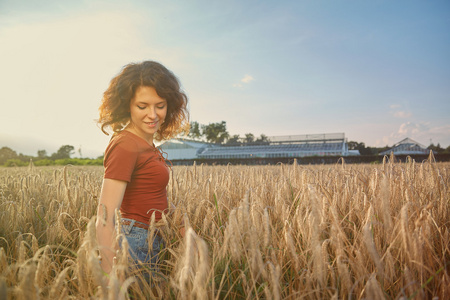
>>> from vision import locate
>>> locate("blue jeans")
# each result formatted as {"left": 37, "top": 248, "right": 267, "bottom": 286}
{"left": 119, "top": 218, "right": 165, "bottom": 283}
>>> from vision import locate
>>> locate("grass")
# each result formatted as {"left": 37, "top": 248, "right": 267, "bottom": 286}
{"left": 0, "top": 158, "right": 449, "bottom": 299}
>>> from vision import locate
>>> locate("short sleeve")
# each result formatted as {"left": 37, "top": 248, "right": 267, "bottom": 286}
{"left": 104, "top": 136, "right": 138, "bottom": 182}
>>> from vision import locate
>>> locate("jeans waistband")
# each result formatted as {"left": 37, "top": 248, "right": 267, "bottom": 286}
{"left": 120, "top": 218, "right": 163, "bottom": 236}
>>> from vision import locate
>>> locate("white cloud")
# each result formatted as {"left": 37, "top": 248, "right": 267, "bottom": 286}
{"left": 397, "top": 121, "right": 429, "bottom": 135}
{"left": 241, "top": 74, "right": 254, "bottom": 83}
{"left": 378, "top": 121, "right": 450, "bottom": 147}
{"left": 233, "top": 74, "right": 254, "bottom": 88}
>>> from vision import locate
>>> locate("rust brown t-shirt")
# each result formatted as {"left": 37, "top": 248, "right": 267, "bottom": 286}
{"left": 103, "top": 130, "right": 169, "bottom": 224}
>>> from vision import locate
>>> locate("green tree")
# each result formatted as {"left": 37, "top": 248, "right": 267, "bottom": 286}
{"left": 226, "top": 134, "right": 241, "bottom": 146}
{"left": 348, "top": 141, "right": 358, "bottom": 150}
{"left": 348, "top": 141, "right": 372, "bottom": 155}
{"left": 428, "top": 143, "right": 444, "bottom": 154}
{"left": 0, "top": 147, "right": 18, "bottom": 164}
{"left": 51, "top": 145, "right": 75, "bottom": 160}
{"left": 188, "top": 121, "right": 202, "bottom": 140}
{"left": 202, "top": 121, "right": 229, "bottom": 144}
{"left": 255, "top": 134, "right": 270, "bottom": 145}
{"left": 37, "top": 149, "right": 47, "bottom": 158}
{"left": 4, "top": 159, "right": 28, "bottom": 167}
{"left": 445, "top": 145, "right": 450, "bottom": 154}
{"left": 244, "top": 133, "right": 255, "bottom": 144}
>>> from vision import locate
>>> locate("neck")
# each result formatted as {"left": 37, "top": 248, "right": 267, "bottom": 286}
{"left": 125, "top": 126, "right": 154, "bottom": 145}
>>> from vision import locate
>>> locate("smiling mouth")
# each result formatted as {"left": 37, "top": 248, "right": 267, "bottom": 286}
{"left": 145, "top": 121, "right": 158, "bottom": 127}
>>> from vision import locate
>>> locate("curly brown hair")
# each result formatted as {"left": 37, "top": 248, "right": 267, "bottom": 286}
{"left": 98, "top": 61, "right": 189, "bottom": 141}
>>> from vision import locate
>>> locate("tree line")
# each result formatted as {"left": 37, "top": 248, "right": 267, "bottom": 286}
{"left": 347, "top": 140, "right": 450, "bottom": 155}
{"left": 0, "top": 145, "right": 103, "bottom": 167}
{"left": 188, "top": 121, "right": 270, "bottom": 146}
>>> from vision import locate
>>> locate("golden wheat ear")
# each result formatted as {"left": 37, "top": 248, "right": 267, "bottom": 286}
{"left": 1, "top": 162, "right": 449, "bottom": 298}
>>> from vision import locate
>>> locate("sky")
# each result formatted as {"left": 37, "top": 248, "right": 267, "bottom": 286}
{"left": 1, "top": 0, "right": 449, "bottom": 158}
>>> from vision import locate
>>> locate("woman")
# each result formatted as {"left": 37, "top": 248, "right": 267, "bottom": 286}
{"left": 95, "top": 61, "right": 189, "bottom": 278}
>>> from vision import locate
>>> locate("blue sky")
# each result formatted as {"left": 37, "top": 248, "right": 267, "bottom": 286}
{"left": 1, "top": 0, "right": 449, "bottom": 157}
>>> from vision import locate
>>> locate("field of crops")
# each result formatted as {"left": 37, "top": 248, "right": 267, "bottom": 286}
{"left": 0, "top": 157, "right": 449, "bottom": 299}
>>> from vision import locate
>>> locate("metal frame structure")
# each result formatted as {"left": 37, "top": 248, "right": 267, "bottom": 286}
{"left": 197, "top": 133, "right": 349, "bottom": 159}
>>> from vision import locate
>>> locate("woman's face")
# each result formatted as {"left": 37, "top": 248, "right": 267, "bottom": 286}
{"left": 128, "top": 86, "right": 167, "bottom": 143}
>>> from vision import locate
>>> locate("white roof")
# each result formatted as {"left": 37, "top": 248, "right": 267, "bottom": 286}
{"left": 380, "top": 137, "right": 429, "bottom": 155}
{"left": 159, "top": 138, "right": 210, "bottom": 150}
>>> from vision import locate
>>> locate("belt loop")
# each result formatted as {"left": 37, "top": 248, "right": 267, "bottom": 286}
{"left": 122, "top": 219, "right": 136, "bottom": 234}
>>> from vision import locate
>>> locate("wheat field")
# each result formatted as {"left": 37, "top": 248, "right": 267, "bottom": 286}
{"left": 0, "top": 157, "right": 449, "bottom": 299}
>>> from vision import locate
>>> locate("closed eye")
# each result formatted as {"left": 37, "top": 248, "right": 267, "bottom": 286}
{"left": 137, "top": 105, "right": 146, "bottom": 110}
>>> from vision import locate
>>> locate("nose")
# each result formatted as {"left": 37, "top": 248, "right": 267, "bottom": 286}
{"left": 147, "top": 107, "right": 156, "bottom": 119}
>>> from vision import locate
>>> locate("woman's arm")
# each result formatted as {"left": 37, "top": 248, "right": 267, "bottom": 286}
{"left": 95, "top": 178, "right": 127, "bottom": 274}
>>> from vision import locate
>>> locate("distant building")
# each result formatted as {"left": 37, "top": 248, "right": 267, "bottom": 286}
{"left": 348, "top": 150, "right": 361, "bottom": 156}
{"left": 380, "top": 137, "right": 430, "bottom": 156}
{"left": 159, "top": 133, "right": 351, "bottom": 161}
{"left": 158, "top": 139, "right": 209, "bottom": 160}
